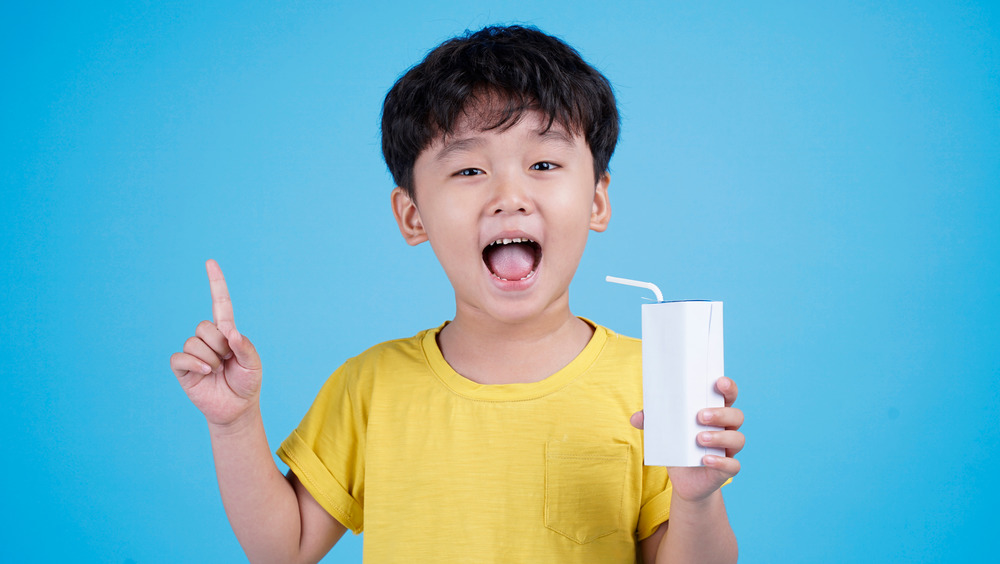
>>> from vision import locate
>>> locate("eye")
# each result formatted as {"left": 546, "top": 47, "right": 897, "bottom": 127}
{"left": 455, "top": 168, "right": 484, "bottom": 177}
{"left": 530, "top": 162, "right": 558, "bottom": 171}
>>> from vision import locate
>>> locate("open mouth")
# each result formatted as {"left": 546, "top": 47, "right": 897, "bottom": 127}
{"left": 482, "top": 238, "right": 542, "bottom": 282}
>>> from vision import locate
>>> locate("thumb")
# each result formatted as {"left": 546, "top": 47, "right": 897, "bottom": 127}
{"left": 630, "top": 410, "right": 645, "bottom": 430}
{"left": 224, "top": 327, "right": 261, "bottom": 371}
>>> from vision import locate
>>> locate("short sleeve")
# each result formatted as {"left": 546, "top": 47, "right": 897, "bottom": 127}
{"left": 635, "top": 468, "right": 734, "bottom": 540}
{"left": 636, "top": 464, "right": 672, "bottom": 540}
{"left": 277, "top": 359, "right": 368, "bottom": 534}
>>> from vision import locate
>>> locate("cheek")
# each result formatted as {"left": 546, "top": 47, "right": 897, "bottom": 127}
{"left": 425, "top": 237, "right": 470, "bottom": 285}
{"left": 420, "top": 211, "right": 477, "bottom": 267}
{"left": 553, "top": 198, "right": 599, "bottom": 256}
{"left": 419, "top": 198, "right": 466, "bottom": 237}
{"left": 547, "top": 174, "right": 598, "bottom": 210}
{"left": 545, "top": 212, "right": 593, "bottom": 262}
{"left": 547, "top": 192, "right": 599, "bottom": 230}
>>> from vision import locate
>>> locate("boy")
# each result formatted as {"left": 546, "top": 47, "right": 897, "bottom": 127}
{"left": 170, "top": 25, "right": 744, "bottom": 563}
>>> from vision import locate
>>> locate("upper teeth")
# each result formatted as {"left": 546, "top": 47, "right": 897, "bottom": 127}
{"left": 490, "top": 237, "right": 533, "bottom": 246}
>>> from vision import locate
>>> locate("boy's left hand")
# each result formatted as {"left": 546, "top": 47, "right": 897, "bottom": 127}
{"left": 630, "top": 376, "right": 744, "bottom": 502}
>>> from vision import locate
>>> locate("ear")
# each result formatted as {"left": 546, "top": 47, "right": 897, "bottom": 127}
{"left": 391, "top": 187, "right": 428, "bottom": 245}
{"left": 589, "top": 172, "right": 612, "bottom": 232}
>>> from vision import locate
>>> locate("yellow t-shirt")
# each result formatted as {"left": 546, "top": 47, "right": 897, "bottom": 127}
{"left": 277, "top": 321, "right": 672, "bottom": 563}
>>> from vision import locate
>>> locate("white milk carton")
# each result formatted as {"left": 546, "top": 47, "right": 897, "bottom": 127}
{"left": 607, "top": 277, "right": 725, "bottom": 467}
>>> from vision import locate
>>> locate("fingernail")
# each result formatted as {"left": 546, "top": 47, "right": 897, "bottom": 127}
{"left": 701, "top": 411, "right": 714, "bottom": 423}
{"left": 200, "top": 364, "right": 212, "bottom": 374}
{"left": 699, "top": 432, "right": 712, "bottom": 444}
{"left": 703, "top": 455, "right": 718, "bottom": 465}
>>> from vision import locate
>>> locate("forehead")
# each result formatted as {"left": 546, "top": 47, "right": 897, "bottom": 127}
{"left": 425, "top": 109, "right": 580, "bottom": 160}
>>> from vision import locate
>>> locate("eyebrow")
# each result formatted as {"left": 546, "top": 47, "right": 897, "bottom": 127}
{"left": 433, "top": 137, "right": 485, "bottom": 162}
{"left": 433, "top": 127, "right": 577, "bottom": 163}
{"left": 536, "top": 128, "right": 576, "bottom": 148}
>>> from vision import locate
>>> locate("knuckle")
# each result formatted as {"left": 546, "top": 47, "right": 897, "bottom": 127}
{"left": 183, "top": 336, "right": 202, "bottom": 352}
{"left": 195, "top": 320, "right": 215, "bottom": 334}
{"left": 213, "top": 337, "right": 234, "bottom": 353}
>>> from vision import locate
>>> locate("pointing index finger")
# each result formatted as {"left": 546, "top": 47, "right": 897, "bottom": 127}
{"left": 206, "top": 259, "right": 236, "bottom": 330}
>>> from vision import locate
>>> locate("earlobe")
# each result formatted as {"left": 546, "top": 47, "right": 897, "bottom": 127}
{"left": 590, "top": 172, "right": 612, "bottom": 232}
{"left": 391, "top": 187, "right": 428, "bottom": 246}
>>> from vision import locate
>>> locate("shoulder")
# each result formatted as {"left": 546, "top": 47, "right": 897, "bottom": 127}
{"left": 350, "top": 329, "right": 430, "bottom": 366}
{"left": 320, "top": 326, "right": 439, "bottom": 389}
{"left": 571, "top": 321, "right": 642, "bottom": 394}
{"left": 590, "top": 321, "right": 641, "bottom": 359}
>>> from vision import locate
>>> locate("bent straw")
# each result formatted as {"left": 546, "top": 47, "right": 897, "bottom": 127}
{"left": 605, "top": 276, "right": 664, "bottom": 303}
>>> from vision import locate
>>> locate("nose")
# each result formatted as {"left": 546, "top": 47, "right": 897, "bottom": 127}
{"left": 490, "top": 173, "right": 534, "bottom": 215}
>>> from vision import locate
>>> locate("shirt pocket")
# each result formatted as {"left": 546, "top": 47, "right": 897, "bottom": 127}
{"left": 544, "top": 440, "right": 630, "bottom": 544}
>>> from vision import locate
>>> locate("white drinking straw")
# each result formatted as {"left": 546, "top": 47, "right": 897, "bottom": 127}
{"left": 605, "top": 276, "right": 664, "bottom": 303}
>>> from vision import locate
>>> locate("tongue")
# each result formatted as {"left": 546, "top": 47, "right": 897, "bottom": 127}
{"left": 487, "top": 243, "right": 535, "bottom": 280}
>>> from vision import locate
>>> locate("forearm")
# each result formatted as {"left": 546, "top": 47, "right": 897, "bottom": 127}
{"left": 654, "top": 490, "right": 737, "bottom": 564}
{"left": 208, "top": 405, "right": 305, "bottom": 564}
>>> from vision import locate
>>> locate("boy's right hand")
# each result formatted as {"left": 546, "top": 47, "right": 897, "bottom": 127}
{"left": 170, "top": 260, "right": 263, "bottom": 427}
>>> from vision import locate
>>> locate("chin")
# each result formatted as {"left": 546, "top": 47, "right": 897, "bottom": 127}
{"left": 478, "top": 288, "right": 572, "bottom": 326}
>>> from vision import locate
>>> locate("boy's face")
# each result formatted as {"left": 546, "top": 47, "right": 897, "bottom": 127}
{"left": 392, "top": 109, "right": 611, "bottom": 326}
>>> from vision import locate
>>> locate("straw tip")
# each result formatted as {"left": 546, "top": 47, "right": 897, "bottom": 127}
{"left": 604, "top": 275, "right": 664, "bottom": 303}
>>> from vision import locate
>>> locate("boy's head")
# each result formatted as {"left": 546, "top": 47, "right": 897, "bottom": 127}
{"left": 381, "top": 25, "right": 619, "bottom": 197}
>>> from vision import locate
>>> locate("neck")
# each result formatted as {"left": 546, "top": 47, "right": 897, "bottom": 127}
{"left": 438, "top": 302, "right": 594, "bottom": 385}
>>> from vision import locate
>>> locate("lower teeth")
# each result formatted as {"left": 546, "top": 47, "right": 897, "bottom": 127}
{"left": 496, "top": 270, "right": 536, "bottom": 282}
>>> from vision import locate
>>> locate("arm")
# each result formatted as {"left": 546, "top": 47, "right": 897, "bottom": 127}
{"left": 639, "top": 491, "right": 737, "bottom": 564}
{"left": 208, "top": 403, "right": 347, "bottom": 563}
{"left": 170, "top": 260, "right": 346, "bottom": 563}
{"left": 635, "top": 377, "right": 744, "bottom": 564}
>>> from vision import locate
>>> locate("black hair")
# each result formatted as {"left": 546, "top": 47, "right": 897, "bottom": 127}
{"left": 381, "top": 25, "right": 619, "bottom": 197}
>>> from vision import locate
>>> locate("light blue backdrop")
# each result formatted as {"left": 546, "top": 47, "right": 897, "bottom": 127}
{"left": 2, "top": 1, "right": 997, "bottom": 562}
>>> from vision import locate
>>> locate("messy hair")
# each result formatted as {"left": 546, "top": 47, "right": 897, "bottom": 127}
{"left": 381, "top": 25, "right": 620, "bottom": 196}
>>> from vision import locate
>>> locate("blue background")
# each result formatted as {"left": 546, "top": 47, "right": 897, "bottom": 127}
{"left": 2, "top": 1, "right": 997, "bottom": 562}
